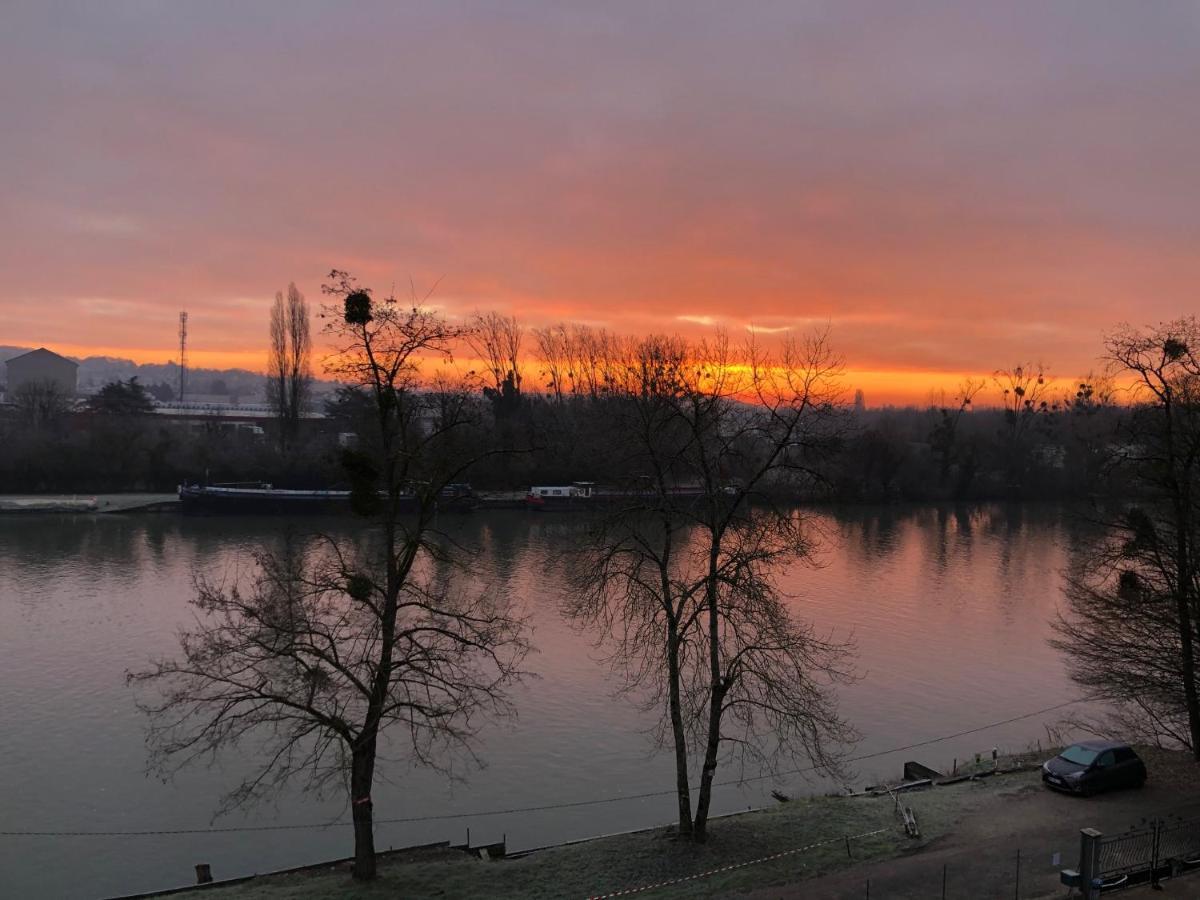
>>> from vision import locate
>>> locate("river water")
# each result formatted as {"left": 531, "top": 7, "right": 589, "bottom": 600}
{"left": 0, "top": 505, "right": 1100, "bottom": 898}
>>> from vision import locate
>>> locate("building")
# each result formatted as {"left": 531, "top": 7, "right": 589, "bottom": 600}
{"left": 4, "top": 348, "right": 78, "bottom": 398}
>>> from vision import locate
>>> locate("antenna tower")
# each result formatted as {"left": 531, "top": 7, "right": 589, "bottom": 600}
{"left": 178, "top": 310, "right": 188, "bottom": 402}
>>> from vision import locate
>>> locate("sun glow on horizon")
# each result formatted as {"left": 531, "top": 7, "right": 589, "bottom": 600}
{"left": 19, "top": 337, "right": 1119, "bottom": 411}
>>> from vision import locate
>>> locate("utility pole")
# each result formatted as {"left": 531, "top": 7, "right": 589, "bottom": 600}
{"left": 178, "top": 310, "right": 188, "bottom": 403}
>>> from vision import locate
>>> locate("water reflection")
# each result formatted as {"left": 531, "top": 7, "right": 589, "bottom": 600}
{"left": 0, "top": 505, "right": 1098, "bottom": 898}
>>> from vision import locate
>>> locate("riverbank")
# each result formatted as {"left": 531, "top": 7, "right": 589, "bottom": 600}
{"left": 144, "top": 748, "right": 1200, "bottom": 900}
{"left": 145, "top": 786, "right": 908, "bottom": 900}
{"left": 140, "top": 748, "right": 1200, "bottom": 900}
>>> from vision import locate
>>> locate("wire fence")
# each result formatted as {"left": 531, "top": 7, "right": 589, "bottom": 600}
{"left": 584, "top": 827, "right": 891, "bottom": 899}
{"left": 856, "top": 848, "right": 1051, "bottom": 900}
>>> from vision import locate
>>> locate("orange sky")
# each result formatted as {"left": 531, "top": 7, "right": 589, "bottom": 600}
{"left": 2, "top": 3, "right": 1198, "bottom": 406}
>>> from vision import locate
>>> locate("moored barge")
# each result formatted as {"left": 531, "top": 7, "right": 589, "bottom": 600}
{"left": 178, "top": 482, "right": 477, "bottom": 515}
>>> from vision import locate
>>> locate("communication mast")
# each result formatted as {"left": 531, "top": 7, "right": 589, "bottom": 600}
{"left": 178, "top": 310, "right": 188, "bottom": 402}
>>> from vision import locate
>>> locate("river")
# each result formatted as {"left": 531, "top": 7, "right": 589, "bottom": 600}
{"left": 0, "top": 504, "right": 1101, "bottom": 898}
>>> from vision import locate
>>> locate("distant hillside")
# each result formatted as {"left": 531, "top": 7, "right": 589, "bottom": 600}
{"left": 0, "top": 346, "right": 337, "bottom": 403}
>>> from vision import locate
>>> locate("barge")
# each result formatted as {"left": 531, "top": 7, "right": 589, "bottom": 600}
{"left": 178, "top": 482, "right": 477, "bottom": 515}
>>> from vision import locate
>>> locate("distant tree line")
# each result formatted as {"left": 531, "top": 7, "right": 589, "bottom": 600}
{"left": 0, "top": 309, "right": 1150, "bottom": 503}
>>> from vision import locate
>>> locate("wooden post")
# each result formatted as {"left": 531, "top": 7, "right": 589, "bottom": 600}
{"left": 195, "top": 863, "right": 213, "bottom": 884}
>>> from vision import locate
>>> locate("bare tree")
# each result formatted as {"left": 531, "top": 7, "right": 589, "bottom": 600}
{"left": 568, "top": 324, "right": 618, "bottom": 399}
{"left": 1053, "top": 319, "right": 1200, "bottom": 758}
{"left": 928, "top": 377, "right": 985, "bottom": 488}
{"left": 12, "top": 378, "right": 71, "bottom": 428}
{"left": 533, "top": 324, "right": 571, "bottom": 401}
{"left": 565, "top": 330, "right": 856, "bottom": 842}
{"left": 464, "top": 311, "right": 523, "bottom": 394}
{"left": 992, "top": 363, "right": 1055, "bottom": 493}
{"left": 1060, "top": 370, "right": 1120, "bottom": 491}
{"left": 131, "top": 270, "right": 529, "bottom": 881}
{"left": 993, "top": 363, "right": 1053, "bottom": 429}
{"left": 266, "top": 282, "right": 312, "bottom": 449}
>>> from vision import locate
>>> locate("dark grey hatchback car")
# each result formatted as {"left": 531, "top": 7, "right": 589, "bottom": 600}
{"left": 1041, "top": 740, "right": 1146, "bottom": 795}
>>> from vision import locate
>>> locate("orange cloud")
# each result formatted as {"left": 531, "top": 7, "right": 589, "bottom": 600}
{"left": 2, "top": 4, "right": 1197, "bottom": 404}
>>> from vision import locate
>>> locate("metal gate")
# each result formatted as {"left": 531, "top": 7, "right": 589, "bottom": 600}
{"left": 1096, "top": 814, "right": 1200, "bottom": 887}
{"left": 1097, "top": 824, "right": 1156, "bottom": 880}
{"left": 1154, "top": 817, "right": 1200, "bottom": 869}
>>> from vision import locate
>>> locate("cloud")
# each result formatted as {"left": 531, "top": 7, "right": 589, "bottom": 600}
{"left": 1, "top": 2, "right": 1197, "bottom": 399}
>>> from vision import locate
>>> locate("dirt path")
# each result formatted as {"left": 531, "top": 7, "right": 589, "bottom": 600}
{"left": 752, "top": 749, "right": 1200, "bottom": 899}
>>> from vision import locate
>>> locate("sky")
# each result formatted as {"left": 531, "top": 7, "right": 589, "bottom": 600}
{"left": 1, "top": 1, "right": 1198, "bottom": 404}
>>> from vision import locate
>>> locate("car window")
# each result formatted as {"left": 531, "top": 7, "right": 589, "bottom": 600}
{"left": 1114, "top": 748, "right": 1134, "bottom": 762}
{"left": 1060, "top": 745, "right": 1100, "bottom": 766}
{"left": 1097, "top": 750, "right": 1116, "bottom": 767}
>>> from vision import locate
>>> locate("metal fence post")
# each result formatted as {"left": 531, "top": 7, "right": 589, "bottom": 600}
{"left": 1151, "top": 818, "right": 1161, "bottom": 888}
{"left": 1079, "top": 827, "right": 1102, "bottom": 900}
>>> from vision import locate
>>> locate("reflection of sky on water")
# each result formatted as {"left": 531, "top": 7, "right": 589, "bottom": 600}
{"left": 0, "top": 506, "right": 1097, "bottom": 897}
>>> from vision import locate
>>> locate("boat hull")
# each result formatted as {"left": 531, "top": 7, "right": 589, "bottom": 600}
{"left": 178, "top": 486, "right": 475, "bottom": 516}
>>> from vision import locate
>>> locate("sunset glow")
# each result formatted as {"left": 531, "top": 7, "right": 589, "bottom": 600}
{"left": 3, "top": 2, "right": 1198, "bottom": 404}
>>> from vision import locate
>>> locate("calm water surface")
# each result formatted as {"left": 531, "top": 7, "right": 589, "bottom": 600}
{"left": 0, "top": 505, "right": 1100, "bottom": 898}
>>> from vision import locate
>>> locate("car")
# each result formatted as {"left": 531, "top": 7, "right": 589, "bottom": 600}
{"left": 1041, "top": 740, "right": 1146, "bottom": 795}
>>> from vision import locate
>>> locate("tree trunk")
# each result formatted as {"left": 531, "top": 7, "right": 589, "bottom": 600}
{"left": 666, "top": 630, "right": 693, "bottom": 836}
{"left": 1174, "top": 517, "right": 1200, "bottom": 759}
{"left": 351, "top": 745, "right": 377, "bottom": 880}
{"left": 692, "top": 677, "right": 725, "bottom": 842}
{"left": 1176, "top": 591, "right": 1200, "bottom": 759}
{"left": 692, "top": 550, "right": 725, "bottom": 842}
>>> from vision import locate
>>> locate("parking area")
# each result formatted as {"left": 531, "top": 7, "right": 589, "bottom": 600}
{"left": 754, "top": 747, "right": 1200, "bottom": 899}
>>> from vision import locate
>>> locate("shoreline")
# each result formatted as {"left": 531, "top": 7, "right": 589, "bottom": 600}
{"left": 119, "top": 748, "right": 1200, "bottom": 899}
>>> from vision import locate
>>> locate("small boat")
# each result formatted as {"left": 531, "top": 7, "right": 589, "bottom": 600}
{"left": 524, "top": 481, "right": 709, "bottom": 511}
{"left": 178, "top": 482, "right": 477, "bottom": 515}
{"left": 525, "top": 482, "right": 596, "bottom": 511}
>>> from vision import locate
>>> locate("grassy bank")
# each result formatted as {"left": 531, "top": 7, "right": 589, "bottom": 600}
{"left": 165, "top": 770, "right": 1050, "bottom": 900}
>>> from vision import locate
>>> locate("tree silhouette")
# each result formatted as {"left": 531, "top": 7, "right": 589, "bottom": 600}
{"left": 131, "top": 270, "right": 529, "bottom": 881}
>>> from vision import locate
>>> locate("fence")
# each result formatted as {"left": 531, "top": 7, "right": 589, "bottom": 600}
{"left": 846, "top": 814, "right": 1200, "bottom": 899}
{"left": 585, "top": 826, "right": 892, "bottom": 899}
{"left": 1092, "top": 813, "right": 1200, "bottom": 890}
{"left": 858, "top": 848, "right": 1049, "bottom": 899}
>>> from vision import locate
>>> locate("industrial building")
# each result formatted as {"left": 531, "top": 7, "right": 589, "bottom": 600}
{"left": 3, "top": 347, "right": 78, "bottom": 398}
